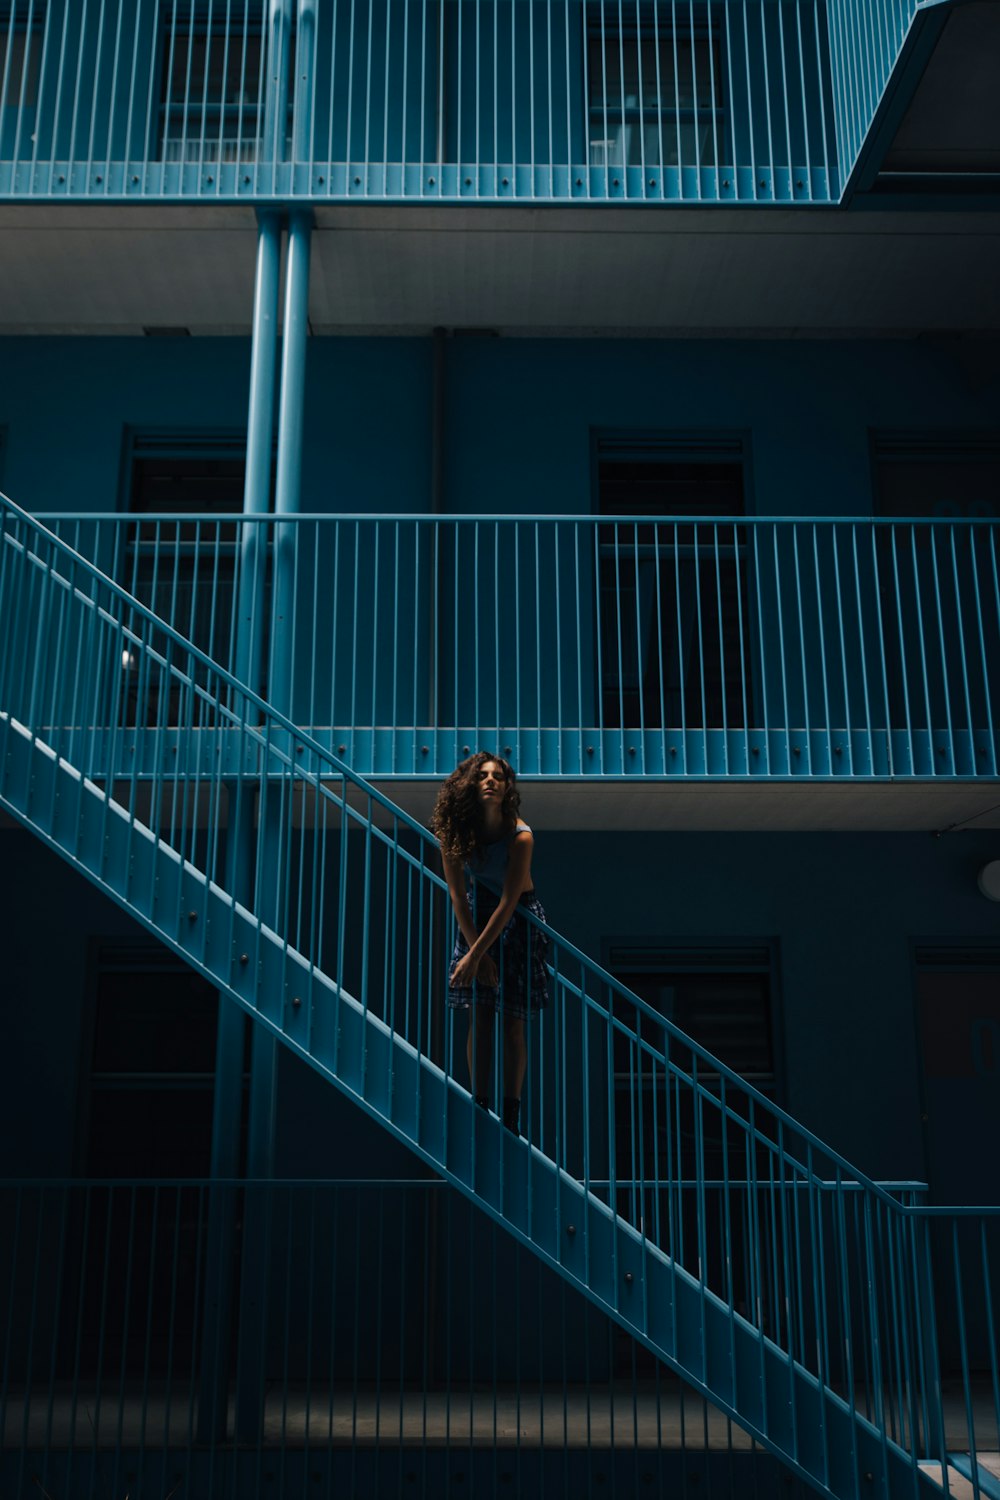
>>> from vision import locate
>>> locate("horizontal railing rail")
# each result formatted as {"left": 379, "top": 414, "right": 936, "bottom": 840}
{"left": 1, "top": 1180, "right": 997, "bottom": 1498}
{"left": 0, "top": 492, "right": 994, "bottom": 1492}
{"left": 0, "top": 0, "right": 918, "bottom": 205}
{"left": 40, "top": 509, "right": 1000, "bottom": 779}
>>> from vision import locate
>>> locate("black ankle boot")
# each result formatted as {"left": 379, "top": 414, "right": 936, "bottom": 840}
{"left": 503, "top": 1097, "right": 521, "bottom": 1136}
{"left": 474, "top": 1094, "right": 490, "bottom": 1111}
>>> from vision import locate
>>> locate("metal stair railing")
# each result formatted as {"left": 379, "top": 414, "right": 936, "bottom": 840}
{"left": 0, "top": 491, "right": 970, "bottom": 1498}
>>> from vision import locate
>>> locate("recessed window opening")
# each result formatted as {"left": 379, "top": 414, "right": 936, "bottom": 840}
{"left": 157, "top": 11, "right": 293, "bottom": 164}
{"left": 120, "top": 432, "right": 267, "bottom": 725}
{"left": 0, "top": 18, "right": 42, "bottom": 112}
{"left": 595, "top": 433, "right": 753, "bottom": 730}
{"left": 586, "top": 11, "right": 725, "bottom": 170}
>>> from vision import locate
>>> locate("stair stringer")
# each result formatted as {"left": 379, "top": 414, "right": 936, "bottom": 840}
{"left": 0, "top": 709, "right": 945, "bottom": 1500}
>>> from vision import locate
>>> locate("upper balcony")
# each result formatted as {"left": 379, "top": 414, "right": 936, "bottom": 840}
{"left": 0, "top": 0, "right": 961, "bottom": 209}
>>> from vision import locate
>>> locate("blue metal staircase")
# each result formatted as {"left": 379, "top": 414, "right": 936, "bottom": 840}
{"left": 0, "top": 494, "right": 959, "bottom": 1498}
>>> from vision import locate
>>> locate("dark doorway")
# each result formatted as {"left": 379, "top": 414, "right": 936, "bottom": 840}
{"left": 595, "top": 434, "right": 754, "bottom": 730}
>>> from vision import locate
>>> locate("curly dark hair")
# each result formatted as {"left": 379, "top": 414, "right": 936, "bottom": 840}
{"left": 430, "top": 751, "right": 521, "bottom": 864}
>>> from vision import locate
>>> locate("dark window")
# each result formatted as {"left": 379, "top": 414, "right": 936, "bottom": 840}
{"left": 872, "top": 433, "right": 1000, "bottom": 733}
{"left": 157, "top": 15, "right": 290, "bottom": 164}
{"left": 595, "top": 434, "right": 753, "bottom": 729}
{"left": 61, "top": 944, "right": 247, "bottom": 1380}
{"left": 0, "top": 18, "right": 41, "bottom": 112}
{"left": 587, "top": 13, "right": 724, "bottom": 169}
{"left": 873, "top": 433, "right": 1000, "bottom": 520}
{"left": 120, "top": 433, "right": 261, "bottom": 725}
{"left": 81, "top": 942, "right": 248, "bottom": 1178}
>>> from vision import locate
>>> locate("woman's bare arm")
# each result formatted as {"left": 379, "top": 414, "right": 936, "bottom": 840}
{"left": 441, "top": 849, "right": 480, "bottom": 950}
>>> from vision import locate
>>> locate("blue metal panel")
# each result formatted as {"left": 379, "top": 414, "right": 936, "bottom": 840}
{"left": 0, "top": 0, "right": 935, "bottom": 205}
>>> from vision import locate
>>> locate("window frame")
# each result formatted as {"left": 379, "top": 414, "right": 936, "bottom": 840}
{"left": 76, "top": 938, "right": 249, "bottom": 1179}
{"left": 153, "top": 9, "right": 284, "bottom": 166}
{"left": 590, "top": 429, "right": 758, "bottom": 733}
{"left": 584, "top": 6, "right": 727, "bottom": 173}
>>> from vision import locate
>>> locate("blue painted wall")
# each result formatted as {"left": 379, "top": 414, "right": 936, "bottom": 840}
{"left": 1, "top": 335, "right": 997, "bottom": 523}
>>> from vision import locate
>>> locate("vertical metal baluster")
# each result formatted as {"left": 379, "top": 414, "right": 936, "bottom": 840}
{"left": 592, "top": 520, "right": 604, "bottom": 769}
{"left": 830, "top": 523, "right": 854, "bottom": 774}
{"left": 534, "top": 522, "right": 543, "bottom": 770}
{"left": 980, "top": 1217, "right": 1000, "bottom": 1462}
{"left": 494, "top": 522, "right": 500, "bottom": 756}
{"left": 554, "top": 522, "right": 564, "bottom": 771}
{"left": 673, "top": 520, "right": 687, "bottom": 770}
{"left": 850, "top": 524, "right": 876, "bottom": 772}
{"left": 38, "top": 1184, "right": 70, "bottom": 1500}
{"left": 390, "top": 521, "right": 400, "bottom": 768}
{"left": 811, "top": 0, "right": 832, "bottom": 194}
{"left": 25, "top": 0, "right": 53, "bottom": 181}
{"left": 809, "top": 524, "right": 832, "bottom": 762}
{"left": 791, "top": 522, "right": 811, "bottom": 773}
{"left": 67, "top": 1184, "right": 93, "bottom": 1456}
{"left": 136, "top": 1184, "right": 160, "bottom": 1480}
{"left": 363, "top": 0, "right": 374, "bottom": 189}
{"left": 707, "top": 0, "right": 721, "bottom": 197}
{"left": 865, "top": 520, "right": 895, "bottom": 773}
{"left": 968, "top": 524, "right": 997, "bottom": 774}
{"left": 631, "top": 520, "right": 644, "bottom": 761}
{"left": 770, "top": 521, "right": 792, "bottom": 775}
{"left": 776, "top": 0, "right": 791, "bottom": 195}
{"left": 952, "top": 1219, "right": 979, "bottom": 1488}
{"left": 88, "top": 1187, "right": 117, "bottom": 1480}
{"left": 109, "top": 1183, "right": 139, "bottom": 1500}
{"left": 793, "top": 2, "right": 810, "bottom": 200}
{"left": 948, "top": 523, "right": 975, "bottom": 767}
{"left": 66, "top": 0, "right": 91, "bottom": 176}
{"left": 652, "top": 520, "right": 667, "bottom": 773}
{"left": 8, "top": 0, "right": 36, "bottom": 169}
{"left": 740, "top": 0, "right": 755, "bottom": 199}
{"left": 0, "top": 1188, "right": 22, "bottom": 1494}
{"left": 381, "top": 0, "right": 391, "bottom": 195}
{"left": 613, "top": 522, "right": 626, "bottom": 767}
{"left": 161, "top": 1184, "right": 183, "bottom": 1469}
{"left": 713, "top": 521, "right": 730, "bottom": 771}
{"left": 693, "top": 519, "right": 708, "bottom": 768}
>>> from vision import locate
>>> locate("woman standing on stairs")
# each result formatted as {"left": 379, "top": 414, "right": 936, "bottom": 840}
{"left": 431, "top": 752, "right": 549, "bottom": 1136}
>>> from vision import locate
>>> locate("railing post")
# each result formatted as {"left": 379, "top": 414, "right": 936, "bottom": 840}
{"left": 263, "top": 0, "right": 295, "bottom": 179}
{"left": 913, "top": 1208, "right": 947, "bottom": 1466}
{"left": 199, "top": 208, "right": 282, "bottom": 1444}
{"left": 293, "top": 0, "right": 318, "bottom": 168}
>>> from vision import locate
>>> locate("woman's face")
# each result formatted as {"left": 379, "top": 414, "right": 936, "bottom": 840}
{"left": 475, "top": 760, "right": 506, "bottom": 806}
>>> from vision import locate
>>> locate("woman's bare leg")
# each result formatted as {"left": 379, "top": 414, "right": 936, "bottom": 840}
{"left": 502, "top": 1016, "right": 527, "bottom": 1100}
{"left": 467, "top": 1005, "right": 495, "bottom": 1099}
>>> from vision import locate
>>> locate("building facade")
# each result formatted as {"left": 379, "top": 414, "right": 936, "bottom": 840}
{"left": 0, "top": 0, "right": 998, "bottom": 1495}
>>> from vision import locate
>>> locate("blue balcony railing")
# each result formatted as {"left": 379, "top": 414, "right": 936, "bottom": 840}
{"left": 41, "top": 511, "right": 1000, "bottom": 780}
{"left": 1, "top": 1179, "right": 996, "bottom": 1499}
{"left": 0, "top": 0, "right": 932, "bottom": 205}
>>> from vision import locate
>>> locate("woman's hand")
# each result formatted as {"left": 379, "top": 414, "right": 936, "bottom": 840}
{"left": 451, "top": 949, "right": 498, "bottom": 990}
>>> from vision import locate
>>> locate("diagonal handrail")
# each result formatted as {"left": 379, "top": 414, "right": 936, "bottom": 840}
{"left": 0, "top": 490, "right": 962, "bottom": 1492}
{"left": 0, "top": 489, "right": 934, "bottom": 1203}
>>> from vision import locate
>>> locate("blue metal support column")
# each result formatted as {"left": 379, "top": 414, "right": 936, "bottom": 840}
{"left": 199, "top": 209, "right": 283, "bottom": 1445}
{"left": 237, "top": 208, "right": 312, "bottom": 1441}
{"left": 246, "top": 207, "right": 312, "bottom": 1178}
